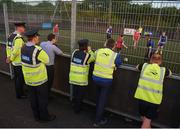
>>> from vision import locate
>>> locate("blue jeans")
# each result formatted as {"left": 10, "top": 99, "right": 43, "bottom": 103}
{"left": 95, "top": 82, "right": 111, "bottom": 123}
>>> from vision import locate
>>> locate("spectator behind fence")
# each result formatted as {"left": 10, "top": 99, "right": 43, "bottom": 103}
{"left": 135, "top": 53, "right": 172, "bottom": 128}
{"left": 69, "top": 39, "right": 95, "bottom": 113}
{"left": 21, "top": 29, "right": 56, "bottom": 122}
{"left": 6, "top": 22, "right": 27, "bottom": 99}
{"left": 40, "top": 33, "right": 63, "bottom": 98}
{"left": 92, "top": 38, "right": 122, "bottom": 127}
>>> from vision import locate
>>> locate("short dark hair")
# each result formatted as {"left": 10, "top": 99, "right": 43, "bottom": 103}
{"left": 47, "top": 33, "right": 56, "bottom": 41}
{"left": 106, "top": 38, "right": 115, "bottom": 49}
{"left": 27, "top": 36, "right": 35, "bottom": 41}
{"left": 78, "top": 39, "right": 89, "bottom": 51}
{"left": 120, "top": 34, "right": 124, "bottom": 37}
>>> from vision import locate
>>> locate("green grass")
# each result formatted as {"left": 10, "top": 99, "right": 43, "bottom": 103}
{"left": 41, "top": 29, "right": 180, "bottom": 75}
{"left": 1, "top": 29, "right": 178, "bottom": 74}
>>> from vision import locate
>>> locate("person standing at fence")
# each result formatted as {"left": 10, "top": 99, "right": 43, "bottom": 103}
{"left": 115, "top": 34, "right": 128, "bottom": 53}
{"left": 133, "top": 29, "right": 141, "bottom": 49}
{"left": 144, "top": 32, "right": 155, "bottom": 62}
{"left": 21, "top": 30, "right": 56, "bottom": 122}
{"left": 92, "top": 38, "right": 122, "bottom": 127}
{"left": 156, "top": 32, "right": 168, "bottom": 55}
{"left": 6, "top": 22, "right": 27, "bottom": 99}
{"left": 40, "top": 33, "right": 63, "bottom": 99}
{"left": 69, "top": 39, "right": 95, "bottom": 113}
{"left": 135, "top": 53, "right": 171, "bottom": 128}
{"left": 106, "top": 26, "right": 113, "bottom": 40}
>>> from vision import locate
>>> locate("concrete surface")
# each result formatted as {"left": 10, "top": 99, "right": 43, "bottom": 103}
{"left": 0, "top": 73, "right": 141, "bottom": 128}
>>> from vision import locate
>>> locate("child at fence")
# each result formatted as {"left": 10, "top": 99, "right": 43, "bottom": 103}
{"left": 133, "top": 29, "right": 141, "bottom": 49}
{"left": 156, "top": 32, "right": 168, "bottom": 55}
{"left": 115, "top": 34, "right": 128, "bottom": 53}
{"left": 144, "top": 32, "right": 155, "bottom": 62}
{"left": 135, "top": 53, "right": 171, "bottom": 128}
{"left": 106, "top": 26, "right": 113, "bottom": 40}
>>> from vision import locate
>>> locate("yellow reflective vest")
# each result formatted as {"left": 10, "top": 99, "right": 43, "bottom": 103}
{"left": 6, "top": 32, "right": 25, "bottom": 66}
{"left": 69, "top": 49, "right": 95, "bottom": 86}
{"left": 134, "top": 63, "right": 166, "bottom": 104}
{"left": 93, "top": 48, "right": 117, "bottom": 79}
{"left": 21, "top": 42, "right": 49, "bottom": 86}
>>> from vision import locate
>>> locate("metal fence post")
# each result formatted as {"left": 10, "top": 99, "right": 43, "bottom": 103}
{"left": 108, "top": 0, "right": 112, "bottom": 26}
{"left": 3, "top": 3, "right": 13, "bottom": 79}
{"left": 70, "top": 0, "right": 77, "bottom": 101}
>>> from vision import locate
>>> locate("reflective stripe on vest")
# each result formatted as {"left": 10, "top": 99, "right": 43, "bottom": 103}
{"left": 26, "top": 79, "right": 48, "bottom": 86}
{"left": 21, "top": 62, "right": 41, "bottom": 68}
{"left": 138, "top": 85, "right": 162, "bottom": 94}
{"left": 12, "top": 62, "right": 22, "bottom": 66}
{"left": 69, "top": 81, "right": 88, "bottom": 85}
{"left": 140, "top": 63, "right": 165, "bottom": 85}
{"left": 93, "top": 48, "right": 117, "bottom": 79}
{"left": 135, "top": 63, "right": 166, "bottom": 104}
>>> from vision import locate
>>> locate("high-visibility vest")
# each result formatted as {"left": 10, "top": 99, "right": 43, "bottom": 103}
{"left": 69, "top": 49, "right": 91, "bottom": 86}
{"left": 134, "top": 63, "right": 166, "bottom": 104}
{"left": 21, "top": 44, "right": 48, "bottom": 86}
{"left": 93, "top": 48, "right": 117, "bottom": 79}
{"left": 6, "top": 33, "right": 25, "bottom": 66}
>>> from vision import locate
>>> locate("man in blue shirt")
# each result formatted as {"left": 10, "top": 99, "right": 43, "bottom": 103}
{"left": 92, "top": 38, "right": 122, "bottom": 127}
{"left": 40, "top": 33, "right": 63, "bottom": 98}
{"left": 144, "top": 33, "right": 155, "bottom": 62}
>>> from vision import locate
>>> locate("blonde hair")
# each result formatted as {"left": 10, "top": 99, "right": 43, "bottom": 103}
{"left": 150, "top": 53, "right": 162, "bottom": 65}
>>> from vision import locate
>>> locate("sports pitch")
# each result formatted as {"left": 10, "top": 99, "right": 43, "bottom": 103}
{"left": 40, "top": 29, "right": 180, "bottom": 75}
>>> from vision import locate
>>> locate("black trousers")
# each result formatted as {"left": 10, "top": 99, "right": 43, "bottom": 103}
{"left": 95, "top": 82, "right": 111, "bottom": 123}
{"left": 13, "top": 66, "right": 25, "bottom": 98}
{"left": 28, "top": 82, "right": 50, "bottom": 120}
{"left": 107, "top": 34, "right": 111, "bottom": 39}
{"left": 46, "top": 65, "right": 55, "bottom": 96}
{"left": 72, "top": 85, "right": 87, "bottom": 112}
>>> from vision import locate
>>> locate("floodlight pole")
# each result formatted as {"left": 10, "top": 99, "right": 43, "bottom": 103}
{"left": 70, "top": 0, "right": 77, "bottom": 101}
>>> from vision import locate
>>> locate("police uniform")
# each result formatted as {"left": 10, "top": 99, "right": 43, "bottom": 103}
{"left": 135, "top": 63, "right": 171, "bottom": 119}
{"left": 69, "top": 39, "right": 95, "bottom": 113}
{"left": 21, "top": 30, "right": 55, "bottom": 121}
{"left": 92, "top": 47, "right": 122, "bottom": 126}
{"left": 6, "top": 22, "right": 26, "bottom": 99}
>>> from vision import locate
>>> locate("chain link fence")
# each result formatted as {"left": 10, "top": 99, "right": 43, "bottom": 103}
{"left": 0, "top": 0, "right": 180, "bottom": 75}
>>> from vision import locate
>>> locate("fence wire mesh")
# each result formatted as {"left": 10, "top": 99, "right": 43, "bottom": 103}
{"left": 0, "top": 0, "right": 179, "bottom": 75}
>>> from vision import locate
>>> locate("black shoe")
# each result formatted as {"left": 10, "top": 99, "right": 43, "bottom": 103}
{"left": 16, "top": 95, "right": 27, "bottom": 99}
{"left": 93, "top": 118, "right": 108, "bottom": 127}
{"left": 38, "top": 115, "right": 56, "bottom": 123}
{"left": 20, "top": 95, "right": 28, "bottom": 99}
{"left": 34, "top": 117, "right": 40, "bottom": 121}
